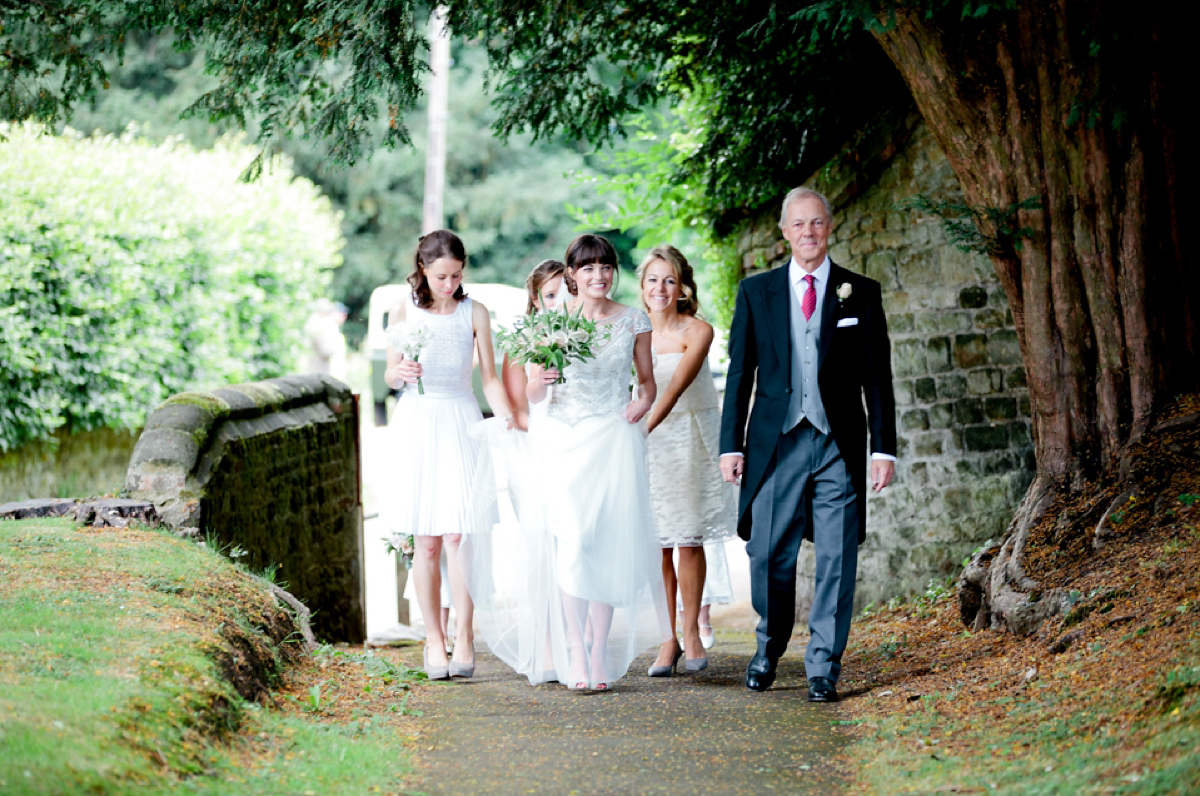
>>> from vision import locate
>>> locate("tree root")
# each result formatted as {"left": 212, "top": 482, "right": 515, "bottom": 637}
{"left": 957, "top": 475, "right": 1075, "bottom": 635}
{"left": 262, "top": 579, "right": 318, "bottom": 653}
{"left": 958, "top": 408, "right": 1200, "bottom": 636}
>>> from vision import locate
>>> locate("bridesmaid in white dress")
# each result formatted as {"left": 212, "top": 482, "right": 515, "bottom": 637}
{"left": 640, "top": 245, "right": 737, "bottom": 676}
{"left": 384, "top": 230, "right": 513, "bottom": 680}
{"left": 526, "top": 234, "right": 671, "bottom": 691}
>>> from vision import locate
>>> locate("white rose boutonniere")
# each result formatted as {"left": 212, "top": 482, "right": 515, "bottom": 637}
{"left": 836, "top": 282, "right": 852, "bottom": 303}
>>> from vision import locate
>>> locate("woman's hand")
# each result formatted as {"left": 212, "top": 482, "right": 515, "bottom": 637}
{"left": 388, "top": 359, "right": 422, "bottom": 386}
{"left": 541, "top": 367, "right": 560, "bottom": 385}
{"left": 625, "top": 395, "right": 653, "bottom": 424}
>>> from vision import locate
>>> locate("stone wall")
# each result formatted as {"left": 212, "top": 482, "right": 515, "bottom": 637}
{"left": 0, "top": 427, "right": 140, "bottom": 502}
{"left": 735, "top": 119, "right": 1035, "bottom": 613}
{"left": 125, "top": 374, "right": 365, "bottom": 642}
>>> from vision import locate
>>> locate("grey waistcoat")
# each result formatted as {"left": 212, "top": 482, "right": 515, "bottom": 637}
{"left": 784, "top": 275, "right": 830, "bottom": 435}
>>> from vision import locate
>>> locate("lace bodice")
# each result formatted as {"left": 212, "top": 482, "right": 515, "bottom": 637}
{"left": 547, "top": 305, "right": 652, "bottom": 426}
{"left": 392, "top": 296, "right": 475, "bottom": 397}
{"left": 652, "top": 352, "right": 719, "bottom": 413}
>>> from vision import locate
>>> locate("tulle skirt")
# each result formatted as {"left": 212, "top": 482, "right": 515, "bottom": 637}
{"left": 384, "top": 389, "right": 492, "bottom": 537}
{"left": 467, "top": 410, "right": 670, "bottom": 686}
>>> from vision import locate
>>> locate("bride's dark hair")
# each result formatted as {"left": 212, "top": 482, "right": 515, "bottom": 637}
{"left": 563, "top": 233, "right": 619, "bottom": 296}
{"left": 524, "top": 259, "right": 566, "bottom": 314}
{"left": 408, "top": 230, "right": 468, "bottom": 309}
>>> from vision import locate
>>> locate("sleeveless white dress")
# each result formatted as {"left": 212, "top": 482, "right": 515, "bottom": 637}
{"left": 384, "top": 296, "right": 492, "bottom": 537}
{"left": 468, "top": 306, "right": 669, "bottom": 686}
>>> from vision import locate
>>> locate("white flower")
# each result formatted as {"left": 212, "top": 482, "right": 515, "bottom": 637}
{"left": 836, "top": 282, "right": 852, "bottom": 301}
{"left": 386, "top": 322, "right": 430, "bottom": 359}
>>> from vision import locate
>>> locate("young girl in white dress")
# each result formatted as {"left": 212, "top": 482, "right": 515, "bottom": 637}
{"left": 383, "top": 230, "right": 513, "bottom": 680}
{"left": 502, "top": 260, "right": 567, "bottom": 432}
{"left": 526, "top": 235, "right": 671, "bottom": 691}
{"left": 467, "top": 260, "right": 571, "bottom": 685}
{"left": 640, "top": 245, "right": 737, "bottom": 676}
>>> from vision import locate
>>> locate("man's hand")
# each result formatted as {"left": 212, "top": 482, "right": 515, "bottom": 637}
{"left": 720, "top": 454, "right": 743, "bottom": 485}
{"left": 871, "top": 459, "right": 894, "bottom": 493}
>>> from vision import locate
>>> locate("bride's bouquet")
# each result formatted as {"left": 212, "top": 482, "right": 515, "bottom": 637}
{"left": 496, "top": 306, "right": 603, "bottom": 383}
{"left": 386, "top": 322, "right": 431, "bottom": 394}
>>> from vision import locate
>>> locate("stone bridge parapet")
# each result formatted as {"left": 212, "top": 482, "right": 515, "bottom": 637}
{"left": 126, "top": 374, "right": 364, "bottom": 642}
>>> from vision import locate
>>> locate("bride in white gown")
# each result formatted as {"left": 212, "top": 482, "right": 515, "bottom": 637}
{"left": 470, "top": 236, "right": 670, "bottom": 691}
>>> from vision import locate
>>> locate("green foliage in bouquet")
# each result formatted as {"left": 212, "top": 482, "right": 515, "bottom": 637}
{"left": 495, "top": 307, "right": 604, "bottom": 383}
{"left": 0, "top": 124, "right": 343, "bottom": 452}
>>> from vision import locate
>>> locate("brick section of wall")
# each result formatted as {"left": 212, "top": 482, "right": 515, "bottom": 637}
{"left": 734, "top": 121, "right": 1034, "bottom": 614}
{"left": 125, "top": 374, "right": 364, "bottom": 642}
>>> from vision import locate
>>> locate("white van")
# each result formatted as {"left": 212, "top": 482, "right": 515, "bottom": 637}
{"left": 365, "top": 282, "right": 528, "bottom": 425}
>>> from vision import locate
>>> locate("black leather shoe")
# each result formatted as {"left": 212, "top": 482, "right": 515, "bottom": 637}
{"left": 745, "top": 655, "right": 777, "bottom": 692}
{"left": 807, "top": 676, "right": 838, "bottom": 702}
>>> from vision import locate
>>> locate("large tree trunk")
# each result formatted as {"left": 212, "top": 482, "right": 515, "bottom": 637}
{"left": 871, "top": 1, "right": 1196, "bottom": 633}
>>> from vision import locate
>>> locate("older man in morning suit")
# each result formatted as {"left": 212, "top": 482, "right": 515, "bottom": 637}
{"left": 719, "top": 187, "right": 896, "bottom": 702}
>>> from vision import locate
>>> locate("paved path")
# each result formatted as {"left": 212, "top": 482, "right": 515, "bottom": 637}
{"left": 396, "top": 628, "right": 850, "bottom": 795}
{"left": 360, "top": 382, "right": 851, "bottom": 794}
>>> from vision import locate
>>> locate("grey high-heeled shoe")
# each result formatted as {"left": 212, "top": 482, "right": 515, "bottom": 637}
{"left": 449, "top": 660, "right": 475, "bottom": 678}
{"left": 647, "top": 643, "right": 683, "bottom": 677}
{"left": 423, "top": 647, "right": 450, "bottom": 680}
{"left": 684, "top": 655, "right": 709, "bottom": 673}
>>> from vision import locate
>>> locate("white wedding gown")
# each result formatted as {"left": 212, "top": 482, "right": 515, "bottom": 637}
{"left": 468, "top": 306, "right": 670, "bottom": 686}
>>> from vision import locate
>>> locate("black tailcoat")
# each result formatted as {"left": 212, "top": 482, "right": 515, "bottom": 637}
{"left": 719, "top": 262, "right": 897, "bottom": 543}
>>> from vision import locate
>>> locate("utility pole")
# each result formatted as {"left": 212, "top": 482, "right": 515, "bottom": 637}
{"left": 421, "top": 6, "right": 450, "bottom": 234}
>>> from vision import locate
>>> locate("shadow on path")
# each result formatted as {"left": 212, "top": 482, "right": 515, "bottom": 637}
{"left": 398, "top": 629, "right": 851, "bottom": 795}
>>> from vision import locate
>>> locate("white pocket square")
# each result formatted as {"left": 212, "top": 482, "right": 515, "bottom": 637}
{"left": 836, "top": 317, "right": 859, "bottom": 327}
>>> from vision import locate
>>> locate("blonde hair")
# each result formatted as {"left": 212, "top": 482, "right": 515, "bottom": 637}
{"left": 637, "top": 245, "right": 700, "bottom": 316}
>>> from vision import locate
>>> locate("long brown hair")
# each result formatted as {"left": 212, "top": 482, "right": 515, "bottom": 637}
{"left": 524, "top": 259, "right": 566, "bottom": 314}
{"left": 563, "top": 233, "right": 619, "bottom": 296}
{"left": 637, "top": 244, "right": 700, "bottom": 316}
{"left": 407, "top": 230, "right": 467, "bottom": 309}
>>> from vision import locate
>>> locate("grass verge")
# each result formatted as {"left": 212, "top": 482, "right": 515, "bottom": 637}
{"left": 0, "top": 518, "right": 423, "bottom": 795}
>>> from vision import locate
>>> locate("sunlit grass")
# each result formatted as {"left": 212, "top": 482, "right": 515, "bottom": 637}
{"left": 0, "top": 518, "right": 415, "bottom": 795}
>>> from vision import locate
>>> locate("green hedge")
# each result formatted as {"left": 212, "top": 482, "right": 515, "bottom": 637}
{"left": 0, "top": 124, "right": 343, "bottom": 451}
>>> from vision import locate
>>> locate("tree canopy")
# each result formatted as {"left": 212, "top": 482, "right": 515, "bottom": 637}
{"left": 4, "top": 2, "right": 903, "bottom": 229}
{"left": 49, "top": 28, "right": 618, "bottom": 344}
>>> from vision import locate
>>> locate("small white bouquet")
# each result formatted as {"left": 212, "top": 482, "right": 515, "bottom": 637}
{"left": 384, "top": 532, "right": 415, "bottom": 569}
{"left": 386, "top": 322, "right": 431, "bottom": 394}
{"left": 496, "top": 306, "right": 602, "bottom": 383}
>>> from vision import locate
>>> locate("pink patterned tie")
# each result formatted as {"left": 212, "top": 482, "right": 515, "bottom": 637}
{"left": 802, "top": 274, "right": 816, "bottom": 321}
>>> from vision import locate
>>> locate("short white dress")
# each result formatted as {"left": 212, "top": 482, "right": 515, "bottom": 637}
{"left": 384, "top": 296, "right": 492, "bottom": 537}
